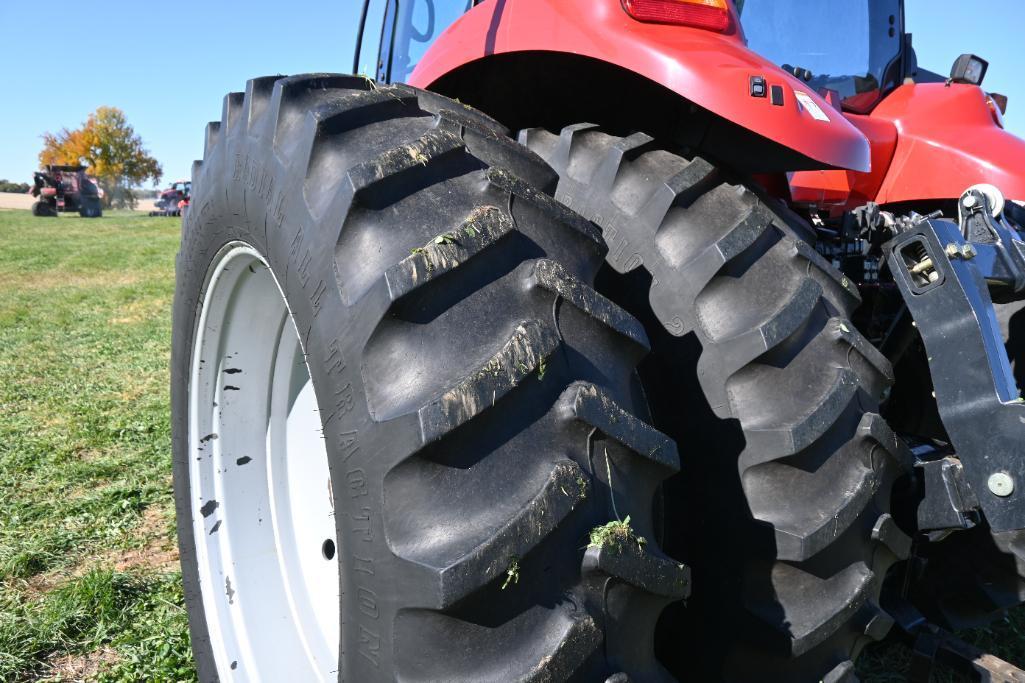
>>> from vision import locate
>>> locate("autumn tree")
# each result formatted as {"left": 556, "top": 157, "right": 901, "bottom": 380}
{"left": 40, "top": 107, "right": 162, "bottom": 208}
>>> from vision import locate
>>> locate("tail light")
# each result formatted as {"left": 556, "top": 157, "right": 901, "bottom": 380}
{"left": 621, "top": 0, "right": 731, "bottom": 31}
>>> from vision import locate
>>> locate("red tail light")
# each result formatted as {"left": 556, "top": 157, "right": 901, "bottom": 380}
{"left": 621, "top": 0, "right": 731, "bottom": 31}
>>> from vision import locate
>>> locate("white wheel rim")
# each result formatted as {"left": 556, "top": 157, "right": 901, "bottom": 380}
{"left": 189, "top": 242, "right": 339, "bottom": 681}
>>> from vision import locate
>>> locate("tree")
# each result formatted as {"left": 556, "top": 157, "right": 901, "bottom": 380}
{"left": 0, "top": 180, "right": 31, "bottom": 193}
{"left": 39, "top": 107, "right": 162, "bottom": 208}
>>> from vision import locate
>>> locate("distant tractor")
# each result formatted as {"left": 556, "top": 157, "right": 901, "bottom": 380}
{"left": 152, "top": 180, "right": 191, "bottom": 217}
{"left": 29, "top": 165, "right": 103, "bottom": 218}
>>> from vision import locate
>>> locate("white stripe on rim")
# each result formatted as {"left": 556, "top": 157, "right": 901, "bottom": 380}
{"left": 189, "top": 242, "right": 339, "bottom": 681}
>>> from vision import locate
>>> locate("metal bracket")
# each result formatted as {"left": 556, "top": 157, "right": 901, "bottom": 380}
{"left": 884, "top": 202, "right": 1025, "bottom": 532}
{"left": 916, "top": 456, "right": 981, "bottom": 532}
{"left": 909, "top": 626, "right": 1025, "bottom": 682}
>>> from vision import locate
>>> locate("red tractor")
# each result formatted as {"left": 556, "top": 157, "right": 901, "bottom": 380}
{"left": 170, "top": 1, "right": 1025, "bottom": 680}
{"left": 29, "top": 164, "right": 103, "bottom": 217}
{"left": 151, "top": 180, "right": 191, "bottom": 217}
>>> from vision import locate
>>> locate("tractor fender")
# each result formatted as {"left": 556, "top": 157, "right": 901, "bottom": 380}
{"left": 410, "top": 0, "right": 870, "bottom": 172}
{"left": 872, "top": 83, "right": 1025, "bottom": 204}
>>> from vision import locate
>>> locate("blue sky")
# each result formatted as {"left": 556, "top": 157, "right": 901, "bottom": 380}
{"left": 0, "top": 0, "right": 1020, "bottom": 186}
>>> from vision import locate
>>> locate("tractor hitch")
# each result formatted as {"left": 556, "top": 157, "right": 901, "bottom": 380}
{"left": 884, "top": 186, "right": 1025, "bottom": 533}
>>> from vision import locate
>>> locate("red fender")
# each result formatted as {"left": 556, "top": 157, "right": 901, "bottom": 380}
{"left": 410, "top": 0, "right": 870, "bottom": 172}
{"left": 788, "top": 114, "right": 898, "bottom": 213}
{"left": 870, "top": 83, "right": 1025, "bottom": 204}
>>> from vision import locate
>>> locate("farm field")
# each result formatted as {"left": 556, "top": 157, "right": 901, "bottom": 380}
{"left": 0, "top": 193, "right": 157, "bottom": 213}
{"left": 0, "top": 209, "right": 193, "bottom": 681}
{"left": 0, "top": 207, "right": 1023, "bottom": 681}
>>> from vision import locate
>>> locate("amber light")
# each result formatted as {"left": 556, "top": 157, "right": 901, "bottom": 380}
{"left": 621, "top": 0, "right": 731, "bottom": 31}
{"left": 987, "top": 95, "right": 1006, "bottom": 128}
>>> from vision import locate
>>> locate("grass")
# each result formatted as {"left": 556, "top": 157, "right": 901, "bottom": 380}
{"left": 0, "top": 209, "right": 192, "bottom": 681}
{"left": 0, "top": 206, "right": 1023, "bottom": 680}
{"left": 588, "top": 515, "right": 647, "bottom": 553}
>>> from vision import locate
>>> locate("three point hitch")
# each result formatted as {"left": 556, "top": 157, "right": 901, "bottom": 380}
{"left": 885, "top": 186, "right": 1025, "bottom": 534}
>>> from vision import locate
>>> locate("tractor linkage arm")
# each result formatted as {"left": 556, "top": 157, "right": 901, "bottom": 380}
{"left": 884, "top": 186, "right": 1025, "bottom": 534}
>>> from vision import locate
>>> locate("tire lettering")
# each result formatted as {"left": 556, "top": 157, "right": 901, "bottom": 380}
{"left": 325, "top": 384, "right": 355, "bottom": 424}
{"left": 358, "top": 625, "right": 380, "bottom": 667}
{"left": 353, "top": 554, "right": 374, "bottom": 575}
{"left": 351, "top": 506, "right": 372, "bottom": 542}
{"left": 325, "top": 339, "right": 346, "bottom": 375}
{"left": 357, "top": 587, "right": 379, "bottom": 619}
{"left": 346, "top": 469, "right": 367, "bottom": 499}
{"left": 338, "top": 429, "right": 360, "bottom": 462}
{"left": 310, "top": 280, "right": 327, "bottom": 317}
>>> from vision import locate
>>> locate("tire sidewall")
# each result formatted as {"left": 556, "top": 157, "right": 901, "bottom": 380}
{"left": 172, "top": 128, "right": 387, "bottom": 681}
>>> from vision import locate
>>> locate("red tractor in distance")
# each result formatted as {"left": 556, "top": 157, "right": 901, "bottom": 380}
{"left": 151, "top": 179, "right": 191, "bottom": 217}
{"left": 170, "top": 1, "right": 1025, "bottom": 681}
{"left": 29, "top": 164, "right": 103, "bottom": 217}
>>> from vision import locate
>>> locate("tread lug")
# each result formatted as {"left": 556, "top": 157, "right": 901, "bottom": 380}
{"left": 527, "top": 259, "right": 650, "bottom": 351}
{"left": 557, "top": 382, "right": 679, "bottom": 472}
{"left": 417, "top": 320, "right": 560, "bottom": 444}
{"left": 583, "top": 544, "right": 690, "bottom": 599}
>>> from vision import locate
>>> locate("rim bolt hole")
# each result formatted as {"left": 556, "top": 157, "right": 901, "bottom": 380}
{"left": 321, "top": 539, "right": 336, "bottom": 560}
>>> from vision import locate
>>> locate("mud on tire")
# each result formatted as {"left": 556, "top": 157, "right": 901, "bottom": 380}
{"left": 172, "top": 76, "right": 688, "bottom": 681}
{"left": 520, "top": 124, "right": 911, "bottom": 682}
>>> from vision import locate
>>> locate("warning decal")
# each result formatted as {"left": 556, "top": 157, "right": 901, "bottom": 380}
{"left": 794, "top": 90, "right": 831, "bottom": 122}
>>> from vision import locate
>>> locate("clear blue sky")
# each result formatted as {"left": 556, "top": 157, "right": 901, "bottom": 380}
{"left": 0, "top": 0, "right": 1020, "bottom": 186}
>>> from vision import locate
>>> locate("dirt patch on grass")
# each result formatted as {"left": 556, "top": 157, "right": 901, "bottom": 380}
{"left": 22, "top": 571, "right": 62, "bottom": 598}
{"left": 44, "top": 645, "right": 119, "bottom": 682}
{"left": 110, "top": 505, "right": 179, "bottom": 574}
{"left": 0, "top": 192, "right": 38, "bottom": 211}
{"left": 24, "top": 505, "right": 179, "bottom": 593}
{"left": 108, "top": 297, "right": 168, "bottom": 326}
{"left": 0, "top": 192, "right": 158, "bottom": 212}
{"left": 0, "top": 270, "right": 141, "bottom": 292}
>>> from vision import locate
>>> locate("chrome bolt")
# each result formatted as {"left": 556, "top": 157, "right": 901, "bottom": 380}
{"left": 964, "top": 193, "right": 978, "bottom": 208}
{"left": 988, "top": 472, "right": 1015, "bottom": 497}
{"left": 961, "top": 243, "right": 977, "bottom": 259}
{"left": 928, "top": 271, "right": 940, "bottom": 283}
{"left": 910, "top": 257, "right": 934, "bottom": 275}
{"left": 946, "top": 243, "right": 960, "bottom": 258}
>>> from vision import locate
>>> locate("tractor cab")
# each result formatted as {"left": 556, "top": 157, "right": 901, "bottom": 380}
{"left": 738, "top": 0, "right": 908, "bottom": 113}
{"left": 355, "top": 0, "right": 471, "bottom": 83}
{"left": 356, "top": 0, "right": 914, "bottom": 92}
{"left": 356, "top": 0, "right": 991, "bottom": 118}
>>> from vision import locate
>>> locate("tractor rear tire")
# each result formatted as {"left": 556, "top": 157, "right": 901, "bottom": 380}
{"left": 172, "top": 76, "right": 687, "bottom": 681}
{"left": 520, "top": 125, "right": 909, "bottom": 682}
{"left": 31, "top": 200, "right": 56, "bottom": 217}
{"left": 79, "top": 198, "right": 102, "bottom": 218}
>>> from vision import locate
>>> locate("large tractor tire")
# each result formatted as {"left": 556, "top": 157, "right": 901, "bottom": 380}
{"left": 172, "top": 76, "right": 689, "bottom": 681}
{"left": 78, "top": 197, "right": 102, "bottom": 218}
{"left": 520, "top": 125, "right": 910, "bottom": 681}
{"left": 31, "top": 200, "right": 57, "bottom": 217}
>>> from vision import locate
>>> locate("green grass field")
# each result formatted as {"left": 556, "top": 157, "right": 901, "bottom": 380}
{"left": 0, "top": 207, "right": 1022, "bottom": 680}
{"left": 0, "top": 210, "right": 192, "bottom": 681}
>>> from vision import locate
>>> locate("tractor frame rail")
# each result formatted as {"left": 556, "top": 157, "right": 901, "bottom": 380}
{"left": 885, "top": 188, "right": 1025, "bottom": 533}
